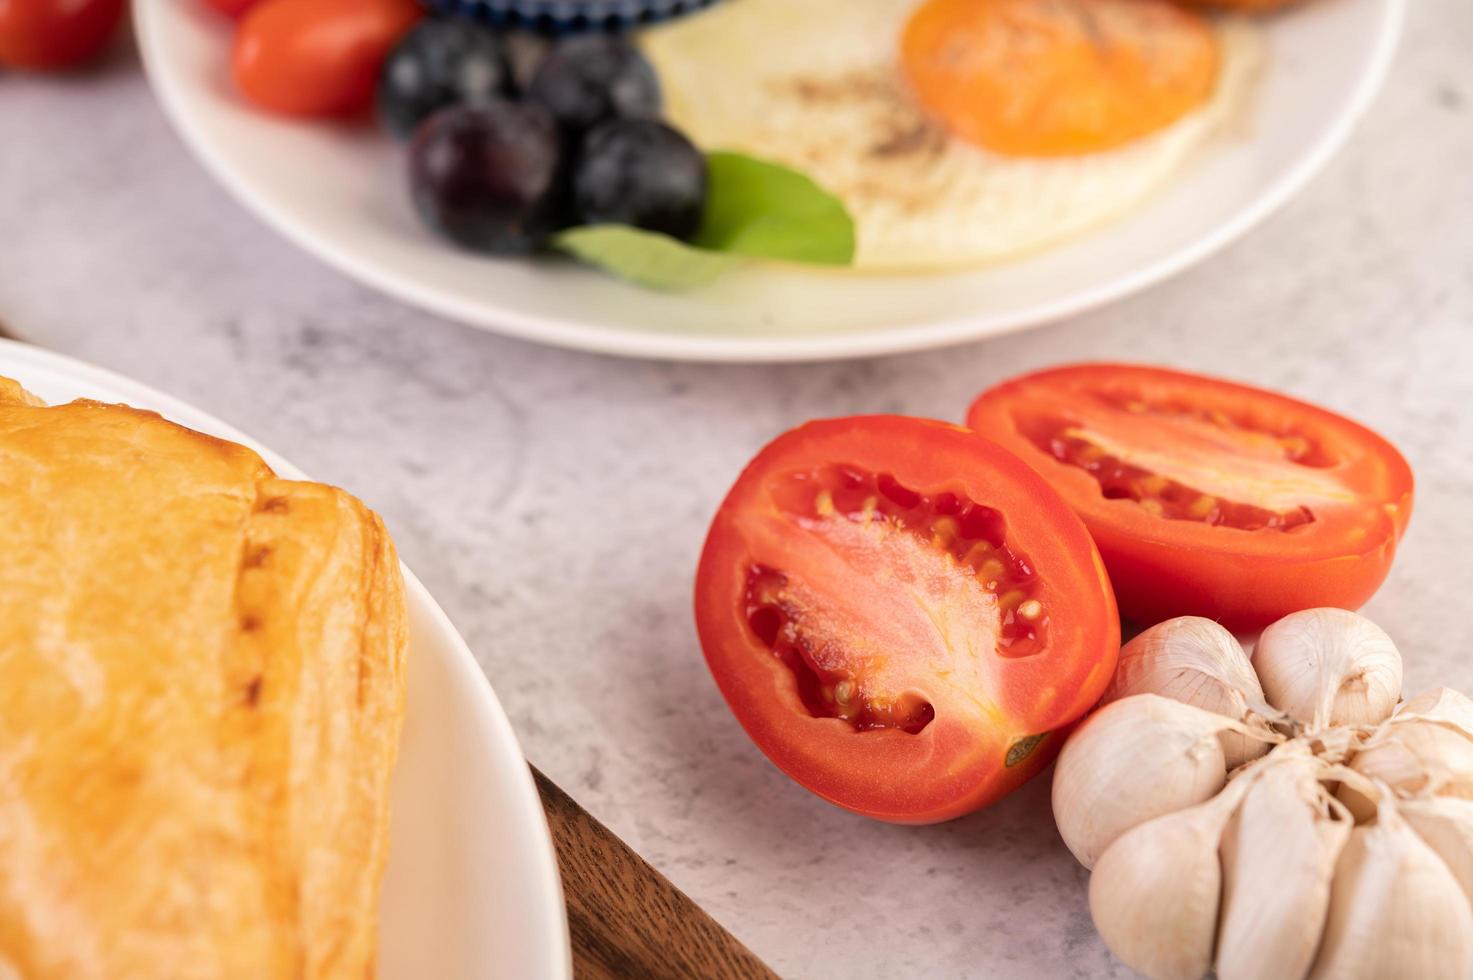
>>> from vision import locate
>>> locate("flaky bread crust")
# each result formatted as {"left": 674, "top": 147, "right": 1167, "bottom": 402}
{"left": 0, "top": 379, "right": 408, "bottom": 979}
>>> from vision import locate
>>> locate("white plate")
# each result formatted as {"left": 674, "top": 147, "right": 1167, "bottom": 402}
{"left": 0, "top": 341, "right": 571, "bottom": 980}
{"left": 135, "top": 0, "right": 1401, "bottom": 362}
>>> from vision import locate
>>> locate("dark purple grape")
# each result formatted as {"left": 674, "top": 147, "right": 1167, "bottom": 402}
{"left": 526, "top": 35, "right": 660, "bottom": 133}
{"left": 378, "top": 20, "right": 510, "bottom": 142}
{"left": 573, "top": 118, "right": 706, "bottom": 240}
{"left": 409, "top": 101, "right": 565, "bottom": 254}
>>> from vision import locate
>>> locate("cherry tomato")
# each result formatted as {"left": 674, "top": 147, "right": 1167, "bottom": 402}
{"left": 201, "top": 0, "right": 261, "bottom": 17}
{"left": 694, "top": 416, "right": 1120, "bottom": 823}
{"left": 966, "top": 364, "right": 1414, "bottom": 631}
{"left": 233, "top": 0, "right": 422, "bottom": 117}
{"left": 0, "top": 0, "right": 125, "bottom": 71}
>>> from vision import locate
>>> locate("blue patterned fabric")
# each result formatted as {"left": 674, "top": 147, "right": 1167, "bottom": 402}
{"left": 424, "top": 0, "right": 722, "bottom": 33}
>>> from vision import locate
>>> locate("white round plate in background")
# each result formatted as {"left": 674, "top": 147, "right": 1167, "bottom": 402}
{"left": 134, "top": 0, "right": 1401, "bottom": 362}
{"left": 0, "top": 341, "right": 571, "bottom": 980}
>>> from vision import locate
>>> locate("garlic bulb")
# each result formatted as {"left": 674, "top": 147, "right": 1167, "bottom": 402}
{"left": 1252, "top": 608, "right": 1402, "bottom": 731}
{"left": 1053, "top": 694, "right": 1258, "bottom": 868}
{"left": 1216, "top": 751, "right": 1352, "bottom": 980}
{"left": 1102, "top": 616, "right": 1278, "bottom": 769}
{"left": 1308, "top": 804, "right": 1473, "bottom": 980}
{"left": 1089, "top": 771, "right": 1256, "bottom": 980}
{"left": 1401, "top": 796, "right": 1473, "bottom": 908}
{"left": 1060, "top": 610, "right": 1473, "bottom": 980}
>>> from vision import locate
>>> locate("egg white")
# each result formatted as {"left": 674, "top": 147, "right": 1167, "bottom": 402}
{"left": 642, "top": 0, "right": 1262, "bottom": 272}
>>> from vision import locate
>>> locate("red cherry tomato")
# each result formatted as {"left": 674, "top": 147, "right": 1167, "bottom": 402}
{"left": 694, "top": 416, "right": 1120, "bottom": 823}
{"left": 201, "top": 0, "right": 261, "bottom": 17}
{"left": 0, "top": 0, "right": 125, "bottom": 71}
{"left": 233, "top": 0, "right": 422, "bottom": 117}
{"left": 966, "top": 363, "right": 1414, "bottom": 631}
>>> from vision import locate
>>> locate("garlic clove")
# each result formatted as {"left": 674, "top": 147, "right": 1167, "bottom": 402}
{"left": 1352, "top": 718, "right": 1473, "bottom": 800}
{"left": 1401, "top": 796, "right": 1473, "bottom": 910}
{"left": 1396, "top": 688, "right": 1473, "bottom": 741}
{"left": 1347, "top": 737, "right": 1434, "bottom": 800}
{"left": 1090, "top": 771, "right": 1256, "bottom": 980}
{"left": 1103, "top": 616, "right": 1277, "bottom": 769}
{"left": 1053, "top": 694, "right": 1257, "bottom": 869}
{"left": 1216, "top": 756, "right": 1352, "bottom": 980}
{"left": 1252, "top": 608, "right": 1402, "bottom": 731}
{"left": 1308, "top": 804, "right": 1473, "bottom": 980}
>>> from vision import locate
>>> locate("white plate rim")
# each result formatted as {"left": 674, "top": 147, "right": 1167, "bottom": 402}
{"left": 132, "top": 0, "right": 1403, "bottom": 362}
{"left": 0, "top": 338, "right": 573, "bottom": 980}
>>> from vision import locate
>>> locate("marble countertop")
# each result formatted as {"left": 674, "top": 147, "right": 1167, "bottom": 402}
{"left": 3, "top": 2, "right": 1471, "bottom": 976}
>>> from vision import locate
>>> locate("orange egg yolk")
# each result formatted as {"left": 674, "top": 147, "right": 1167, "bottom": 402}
{"left": 900, "top": 0, "right": 1221, "bottom": 157}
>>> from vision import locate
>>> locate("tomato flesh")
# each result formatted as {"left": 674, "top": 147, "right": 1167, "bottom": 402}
{"left": 695, "top": 417, "right": 1119, "bottom": 823}
{"left": 1026, "top": 412, "right": 1316, "bottom": 531}
{"left": 967, "top": 363, "right": 1414, "bottom": 630}
{"left": 748, "top": 564, "right": 940, "bottom": 734}
{"left": 744, "top": 463, "right": 1050, "bottom": 734}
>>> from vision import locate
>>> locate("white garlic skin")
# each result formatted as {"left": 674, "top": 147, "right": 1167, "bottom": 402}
{"left": 1104, "top": 616, "right": 1273, "bottom": 769}
{"left": 1334, "top": 763, "right": 1389, "bottom": 826}
{"left": 1352, "top": 717, "right": 1473, "bottom": 799}
{"left": 1252, "top": 608, "right": 1402, "bottom": 731}
{"left": 1401, "top": 796, "right": 1473, "bottom": 910}
{"left": 1397, "top": 687, "right": 1473, "bottom": 740}
{"left": 1089, "top": 774, "right": 1253, "bottom": 980}
{"left": 1308, "top": 807, "right": 1473, "bottom": 980}
{"left": 1053, "top": 694, "right": 1234, "bottom": 869}
{"left": 1216, "top": 754, "right": 1351, "bottom": 980}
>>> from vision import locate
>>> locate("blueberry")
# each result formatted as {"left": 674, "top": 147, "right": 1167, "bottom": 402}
{"left": 527, "top": 35, "right": 661, "bottom": 133}
{"left": 573, "top": 119, "right": 706, "bottom": 240}
{"left": 378, "top": 20, "right": 510, "bottom": 142}
{"left": 409, "top": 101, "right": 566, "bottom": 254}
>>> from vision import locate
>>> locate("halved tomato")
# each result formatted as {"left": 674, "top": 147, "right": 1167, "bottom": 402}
{"left": 694, "top": 416, "right": 1119, "bottom": 823}
{"left": 966, "top": 363, "right": 1414, "bottom": 631}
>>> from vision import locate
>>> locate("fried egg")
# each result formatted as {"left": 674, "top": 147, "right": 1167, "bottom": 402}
{"left": 642, "top": 0, "right": 1261, "bottom": 271}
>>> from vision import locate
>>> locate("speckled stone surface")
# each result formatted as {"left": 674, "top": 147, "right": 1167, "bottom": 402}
{"left": 2, "top": 3, "right": 1471, "bottom": 976}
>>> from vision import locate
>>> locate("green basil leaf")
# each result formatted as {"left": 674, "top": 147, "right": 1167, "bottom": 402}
{"left": 693, "top": 151, "right": 856, "bottom": 266}
{"left": 553, "top": 225, "right": 738, "bottom": 291}
{"left": 552, "top": 152, "right": 855, "bottom": 289}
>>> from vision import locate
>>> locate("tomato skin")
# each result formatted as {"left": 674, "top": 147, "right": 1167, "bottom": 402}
{"left": 202, "top": 0, "right": 261, "bottom": 17}
{"left": 966, "top": 363, "right": 1415, "bottom": 631}
{"left": 0, "top": 0, "right": 125, "bottom": 71}
{"left": 233, "top": 0, "right": 422, "bottom": 117}
{"left": 694, "top": 416, "right": 1120, "bottom": 824}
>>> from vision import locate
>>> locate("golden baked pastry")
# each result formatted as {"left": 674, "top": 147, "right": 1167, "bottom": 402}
{"left": 0, "top": 377, "right": 408, "bottom": 979}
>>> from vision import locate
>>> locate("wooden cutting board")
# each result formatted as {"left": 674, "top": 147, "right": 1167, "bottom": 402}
{"left": 533, "top": 767, "right": 780, "bottom": 980}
